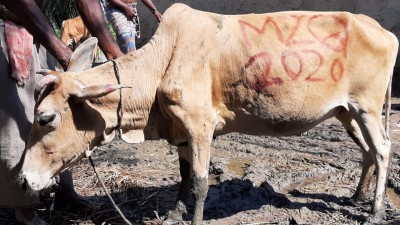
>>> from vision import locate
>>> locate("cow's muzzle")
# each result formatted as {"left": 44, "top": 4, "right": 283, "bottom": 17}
{"left": 19, "top": 173, "right": 59, "bottom": 192}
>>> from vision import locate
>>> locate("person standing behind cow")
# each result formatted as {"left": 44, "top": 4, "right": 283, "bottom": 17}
{"left": 104, "top": 0, "right": 162, "bottom": 53}
{"left": 0, "top": 0, "right": 123, "bottom": 224}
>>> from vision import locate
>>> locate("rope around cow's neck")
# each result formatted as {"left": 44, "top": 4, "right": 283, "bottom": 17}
{"left": 87, "top": 60, "right": 132, "bottom": 225}
{"left": 111, "top": 59, "right": 123, "bottom": 135}
{"left": 89, "top": 156, "right": 133, "bottom": 225}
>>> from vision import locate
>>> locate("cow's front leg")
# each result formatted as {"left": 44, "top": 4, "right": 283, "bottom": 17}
{"left": 165, "top": 144, "right": 192, "bottom": 223}
{"left": 191, "top": 135, "right": 211, "bottom": 225}
{"left": 160, "top": 84, "right": 215, "bottom": 224}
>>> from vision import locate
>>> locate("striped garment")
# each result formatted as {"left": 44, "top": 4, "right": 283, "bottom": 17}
{"left": 105, "top": 2, "right": 140, "bottom": 53}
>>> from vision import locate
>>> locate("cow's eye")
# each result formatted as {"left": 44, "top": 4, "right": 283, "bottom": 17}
{"left": 37, "top": 114, "right": 56, "bottom": 126}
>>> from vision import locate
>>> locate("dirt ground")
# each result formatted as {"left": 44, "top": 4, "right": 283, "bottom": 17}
{"left": 1, "top": 99, "right": 400, "bottom": 225}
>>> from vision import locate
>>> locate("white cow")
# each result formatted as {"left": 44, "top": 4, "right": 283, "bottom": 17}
{"left": 20, "top": 4, "right": 398, "bottom": 224}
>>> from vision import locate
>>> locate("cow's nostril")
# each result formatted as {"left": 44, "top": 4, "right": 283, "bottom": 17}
{"left": 21, "top": 178, "right": 28, "bottom": 191}
{"left": 55, "top": 175, "right": 60, "bottom": 184}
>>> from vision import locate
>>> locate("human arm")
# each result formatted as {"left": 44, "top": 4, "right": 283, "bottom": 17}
{"left": 0, "top": 0, "right": 72, "bottom": 70}
{"left": 0, "top": 4, "right": 20, "bottom": 23}
{"left": 75, "top": 0, "right": 123, "bottom": 60}
{"left": 107, "top": 0, "right": 136, "bottom": 21}
{"left": 141, "top": 0, "right": 161, "bottom": 22}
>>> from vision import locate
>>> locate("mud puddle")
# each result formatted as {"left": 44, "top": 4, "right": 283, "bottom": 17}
{"left": 387, "top": 187, "right": 400, "bottom": 210}
{"left": 226, "top": 158, "right": 251, "bottom": 177}
{"left": 209, "top": 157, "right": 251, "bottom": 185}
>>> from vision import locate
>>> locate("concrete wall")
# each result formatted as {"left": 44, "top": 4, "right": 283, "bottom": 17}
{"left": 136, "top": 0, "right": 400, "bottom": 46}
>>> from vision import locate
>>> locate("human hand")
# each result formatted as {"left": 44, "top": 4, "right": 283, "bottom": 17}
{"left": 153, "top": 10, "right": 162, "bottom": 23}
{"left": 123, "top": 6, "right": 137, "bottom": 21}
{"left": 58, "top": 47, "right": 73, "bottom": 71}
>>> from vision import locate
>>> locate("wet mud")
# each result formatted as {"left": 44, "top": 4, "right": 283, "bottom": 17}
{"left": 1, "top": 99, "right": 400, "bottom": 225}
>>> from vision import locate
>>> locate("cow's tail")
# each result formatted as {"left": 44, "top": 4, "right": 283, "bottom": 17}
{"left": 384, "top": 72, "right": 392, "bottom": 138}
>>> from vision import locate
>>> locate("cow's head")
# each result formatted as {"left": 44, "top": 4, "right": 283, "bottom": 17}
{"left": 20, "top": 38, "right": 124, "bottom": 191}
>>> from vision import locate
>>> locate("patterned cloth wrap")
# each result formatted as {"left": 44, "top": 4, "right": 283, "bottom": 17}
{"left": 105, "top": 2, "right": 140, "bottom": 53}
{"left": 5, "top": 20, "right": 33, "bottom": 86}
{"left": 0, "top": 2, "right": 34, "bottom": 87}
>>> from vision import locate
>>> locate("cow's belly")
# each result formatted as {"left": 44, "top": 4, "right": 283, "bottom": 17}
{"left": 217, "top": 81, "right": 349, "bottom": 136}
{"left": 216, "top": 105, "right": 343, "bottom": 137}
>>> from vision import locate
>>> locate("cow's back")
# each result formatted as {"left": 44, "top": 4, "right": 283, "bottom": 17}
{"left": 157, "top": 4, "right": 398, "bottom": 135}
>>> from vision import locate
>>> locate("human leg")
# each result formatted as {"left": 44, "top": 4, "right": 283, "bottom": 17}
{"left": 105, "top": 3, "right": 137, "bottom": 53}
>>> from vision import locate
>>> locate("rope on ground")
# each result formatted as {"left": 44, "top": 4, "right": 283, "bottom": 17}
{"left": 89, "top": 156, "right": 133, "bottom": 225}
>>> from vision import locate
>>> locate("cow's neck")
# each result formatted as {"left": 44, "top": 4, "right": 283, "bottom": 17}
{"left": 80, "top": 31, "right": 175, "bottom": 140}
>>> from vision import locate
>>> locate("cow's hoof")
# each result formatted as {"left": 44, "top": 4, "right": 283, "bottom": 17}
{"left": 338, "top": 197, "right": 359, "bottom": 207}
{"left": 363, "top": 212, "right": 384, "bottom": 225}
{"left": 165, "top": 209, "right": 183, "bottom": 222}
{"left": 164, "top": 200, "right": 187, "bottom": 224}
{"left": 163, "top": 217, "right": 182, "bottom": 225}
{"left": 351, "top": 189, "right": 373, "bottom": 203}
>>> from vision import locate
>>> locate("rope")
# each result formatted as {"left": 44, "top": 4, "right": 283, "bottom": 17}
{"left": 87, "top": 60, "right": 132, "bottom": 224}
{"left": 89, "top": 156, "right": 133, "bottom": 225}
{"left": 111, "top": 59, "right": 123, "bottom": 135}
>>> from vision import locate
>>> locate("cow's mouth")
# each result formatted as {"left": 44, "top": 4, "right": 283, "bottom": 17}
{"left": 20, "top": 175, "right": 59, "bottom": 192}
{"left": 21, "top": 175, "right": 60, "bottom": 191}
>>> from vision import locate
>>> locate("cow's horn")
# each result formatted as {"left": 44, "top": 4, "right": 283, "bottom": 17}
{"left": 35, "top": 75, "right": 59, "bottom": 92}
{"left": 34, "top": 75, "right": 59, "bottom": 101}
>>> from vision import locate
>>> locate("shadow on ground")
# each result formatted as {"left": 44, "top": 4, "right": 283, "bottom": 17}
{"left": 0, "top": 178, "right": 371, "bottom": 224}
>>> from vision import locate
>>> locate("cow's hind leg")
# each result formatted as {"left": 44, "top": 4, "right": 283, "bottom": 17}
{"left": 165, "top": 144, "right": 192, "bottom": 223}
{"left": 353, "top": 110, "right": 391, "bottom": 223}
{"left": 335, "top": 110, "right": 374, "bottom": 202}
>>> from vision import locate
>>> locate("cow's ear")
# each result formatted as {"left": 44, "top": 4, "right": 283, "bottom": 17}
{"left": 67, "top": 37, "right": 98, "bottom": 72}
{"left": 70, "top": 84, "right": 130, "bottom": 101}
